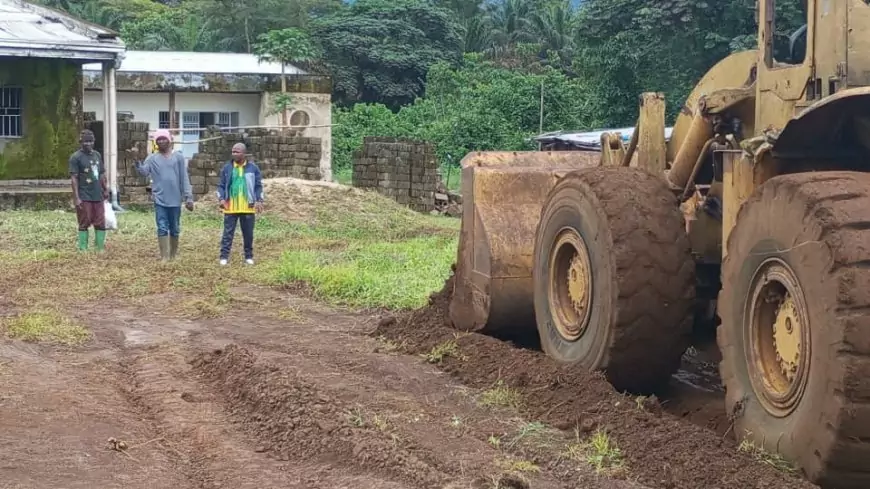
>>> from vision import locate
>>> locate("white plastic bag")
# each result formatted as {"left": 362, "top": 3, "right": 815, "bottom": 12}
{"left": 104, "top": 201, "right": 118, "bottom": 230}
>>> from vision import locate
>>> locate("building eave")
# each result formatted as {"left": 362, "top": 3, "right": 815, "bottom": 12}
{"left": 0, "top": 43, "right": 125, "bottom": 63}
{"left": 82, "top": 71, "right": 332, "bottom": 94}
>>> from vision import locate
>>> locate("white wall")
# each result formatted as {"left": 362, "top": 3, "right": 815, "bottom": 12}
{"left": 84, "top": 89, "right": 333, "bottom": 181}
{"left": 83, "top": 91, "right": 262, "bottom": 155}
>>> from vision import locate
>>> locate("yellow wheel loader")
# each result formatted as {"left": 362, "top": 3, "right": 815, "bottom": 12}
{"left": 449, "top": 1, "right": 870, "bottom": 486}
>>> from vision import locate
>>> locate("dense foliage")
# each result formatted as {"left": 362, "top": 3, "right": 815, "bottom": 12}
{"left": 39, "top": 0, "right": 808, "bottom": 173}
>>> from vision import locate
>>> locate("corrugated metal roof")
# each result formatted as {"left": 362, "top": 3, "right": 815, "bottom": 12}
{"left": 534, "top": 127, "right": 675, "bottom": 151}
{"left": 83, "top": 50, "right": 306, "bottom": 75}
{"left": 0, "top": 0, "right": 124, "bottom": 61}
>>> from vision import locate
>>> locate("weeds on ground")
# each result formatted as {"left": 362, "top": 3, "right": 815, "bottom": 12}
{"left": 274, "top": 306, "right": 303, "bottom": 321}
{"left": 424, "top": 338, "right": 465, "bottom": 363}
{"left": 175, "top": 284, "right": 236, "bottom": 318}
{"left": 496, "top": 456, "right": 540, "bottom": 474}
{"left": 1, "top": 310, "right": 90, "bottom": 346}
{"left": 374, "top": 335, "right": 404, "bottom": 353}
{"left": 738, "top": 438, "right": 797, "bottom": 474}
{"left": 478, "top": 380, "right": 523, "bottom": 409}
{"left": 563, "top": 428, "right": 625, "bottom": 475}
{"left": 346, "top": 407, "right": 366, "bottom": 427}
{"left": 505, "top": 421, "right": 556, "bottom": 451}
{"left": 485, "top": 457, "right": 538, "bottom": 489}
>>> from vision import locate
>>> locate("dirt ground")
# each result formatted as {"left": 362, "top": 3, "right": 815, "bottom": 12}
{"left": 0, "top": 273, "right": 819, "bottom": 489}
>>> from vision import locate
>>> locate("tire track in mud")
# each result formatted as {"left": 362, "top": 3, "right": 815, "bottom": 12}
{"left": 201, "top": 330, "right": 645, "bottom": 489}
{"left": 119, "top": 344, "right": 418, "bottom": 489}
{"left": 188, "top": 344, "right": 458, "bottom": 489}
{"left": 373, "top": 276, "right": 819, "bottom": 489}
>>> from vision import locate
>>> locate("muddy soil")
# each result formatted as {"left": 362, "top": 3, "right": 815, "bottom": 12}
{"left": 1, "top": 287, "right": 647, "bottom": 489}
{"left": 374, "top": 277, "right": 818, "bottom": 489}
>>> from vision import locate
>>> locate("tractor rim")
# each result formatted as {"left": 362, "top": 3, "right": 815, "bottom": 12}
{"left": 745, "top": 258, "right": 811, "bottom": 418}
{"left": 548, "top": 227, "right": 593, "bottom": 342}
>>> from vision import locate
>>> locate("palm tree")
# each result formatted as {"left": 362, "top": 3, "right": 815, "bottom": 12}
{"left": 529, "top": 0, "right": 576, "bottom": 62}
{"left": 486, "top": 0, "right": 537, "bottom": 48}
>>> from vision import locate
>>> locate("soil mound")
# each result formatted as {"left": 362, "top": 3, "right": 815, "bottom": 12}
{"left": 190, "top": 344, "right": 451, "bottom": 488}
{"left": 374, "top": 273, "right": 818, "bottom": 489}
{"left": 198, "top": 177, "right": 364, "bottom": 222}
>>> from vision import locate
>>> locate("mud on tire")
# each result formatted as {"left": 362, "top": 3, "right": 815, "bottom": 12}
{"left": 718, "top": 171, "right": 870, "bottom": 488}
{"left": 532, "top": 166, "right": 696, "bottom": 394}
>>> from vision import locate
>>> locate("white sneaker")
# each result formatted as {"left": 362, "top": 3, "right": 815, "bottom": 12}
{"left": 245, "top": 258, "right": 254, "bottom": 265}
{"left": 219, "top": 259, "right": 228, "bottom": 266}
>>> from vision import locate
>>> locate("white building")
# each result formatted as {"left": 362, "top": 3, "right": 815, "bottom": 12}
{"left": 81, "top": 50, "right": 333, "bottom": 180}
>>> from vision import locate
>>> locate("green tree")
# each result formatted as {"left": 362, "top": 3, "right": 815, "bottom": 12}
{"left": 191, "top": 0, "right": 343, "bottom": 53}
{"left": 253, "top": 28, "right": 321, "bottom": 124}
{"left": 119, "top": 7, "right": 231, "bottom": 51}
{"left": 312, "top": 0, "right": 464, "bottom": 108}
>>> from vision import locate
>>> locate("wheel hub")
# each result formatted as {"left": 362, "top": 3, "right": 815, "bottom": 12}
{"left": 773, "top": 296, "right": 801, "bottom": 382}
{"left": 567, "top": 254, "right": 590, "bottom": 316}
{"left": 745, "top": 258, "right": 811, "bottom": 418}
{"left": 548, "top": 228, "right": 593, "bottom": 342}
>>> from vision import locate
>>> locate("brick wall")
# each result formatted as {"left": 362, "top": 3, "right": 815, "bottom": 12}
{"left": 192, "top": 128, "right": 323, "bottom": 188}
{"left": 351, "top": 137, "right": 439, "bottom": 213}
{"left": 85, "top": 120, "right": 152, "bottom": 204}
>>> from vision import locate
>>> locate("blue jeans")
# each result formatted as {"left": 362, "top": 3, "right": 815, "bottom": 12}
{"left": 220, "top": 213, "right": 255, "bottom": 259}
{"left": 155, "top": 204, "right": 181, "bottom": 237}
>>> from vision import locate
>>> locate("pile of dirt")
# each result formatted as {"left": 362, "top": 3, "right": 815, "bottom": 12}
{"left": 373, "top": 274, "right": 818, "bottom": 489}
{"left": 198, "top": 177, "right": 365, "bottom": 222}
{"left": 190, "top": 344, "right": 453, "bottom": 489}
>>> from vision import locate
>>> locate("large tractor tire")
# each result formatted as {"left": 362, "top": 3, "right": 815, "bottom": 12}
{"left": 719, "top": 171, "right": 870, "bottom": 488}
{"left": 532, "top": 167, "right": 696, "bottom": 394}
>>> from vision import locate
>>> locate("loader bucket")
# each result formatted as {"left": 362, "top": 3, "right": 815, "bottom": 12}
{"left": 449, "top": 151, "right": 601, "bottom": 335}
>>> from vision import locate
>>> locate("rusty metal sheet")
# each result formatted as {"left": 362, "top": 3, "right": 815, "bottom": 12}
{"left": 0, "top": 0, "right": 124, "bottom": 61}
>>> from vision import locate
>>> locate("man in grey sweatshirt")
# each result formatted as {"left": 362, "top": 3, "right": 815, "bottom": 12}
{"left": 135, "top": 129, "right": 195, "bottom": 260}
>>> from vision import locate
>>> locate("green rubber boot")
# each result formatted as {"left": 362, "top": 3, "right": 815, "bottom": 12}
{"left": 158, "top": 236, "right": 170, "bottom": 261}
{"left": 94, "top": 230, "right": 107, "bottom": 252}
{"left": 77, "top": 230, "right": 89, "bottom": 251}
{"left": 169, "top": 236, "right": 179, "bottom": 260}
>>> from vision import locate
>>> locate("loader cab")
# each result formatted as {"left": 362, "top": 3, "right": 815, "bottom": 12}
{"left": 752, "top": 0, "right": 870, "bottom": 128}
{"left": 759, "top": 0, "right": 870, "bottom": 99}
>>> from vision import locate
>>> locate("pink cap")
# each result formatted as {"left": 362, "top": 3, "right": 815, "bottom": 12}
{"left": 153, "top": 129, "right": 172, "bottom": 142}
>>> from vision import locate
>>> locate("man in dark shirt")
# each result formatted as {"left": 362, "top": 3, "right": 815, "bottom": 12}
{"left": 69, "top": 129, "right": 108, "bottom": 252}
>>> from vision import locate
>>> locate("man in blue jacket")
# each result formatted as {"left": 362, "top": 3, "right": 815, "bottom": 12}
{"left": 217, "top": 142, "right": 264, "bottom": 266}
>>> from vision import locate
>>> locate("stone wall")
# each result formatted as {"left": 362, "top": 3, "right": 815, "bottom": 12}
{"left": 351, "top": 137, "right": 439, "bottom": 213}
{"left": 85, "top": 120, "right": 153, "bottom": 204}
{"left": 189, "top": 128, "right": 323, "bottom": 200}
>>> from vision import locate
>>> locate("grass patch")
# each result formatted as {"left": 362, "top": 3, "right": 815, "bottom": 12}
{"left": 496, "top": 457, "right": 540, "bottom": 474}
{"left": 563, "top": 428, "right": 625, "bottom": 475}
{"left": 272, "top": 235, "right": 456, "bottom": 309}
{"left": 738, "top": 438, "right": 797, "bottom": 474}
{"left": 424, "top": 338, "right": 465, "bottom": 363}
{"left": 478, "top": 380, "right": 523, "bottom": 409}
{"left": 0, "top": 180, "right": 459, "bottom": 312}
{"left": 1, "top": 310, "right": 90, "bottom": 346}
